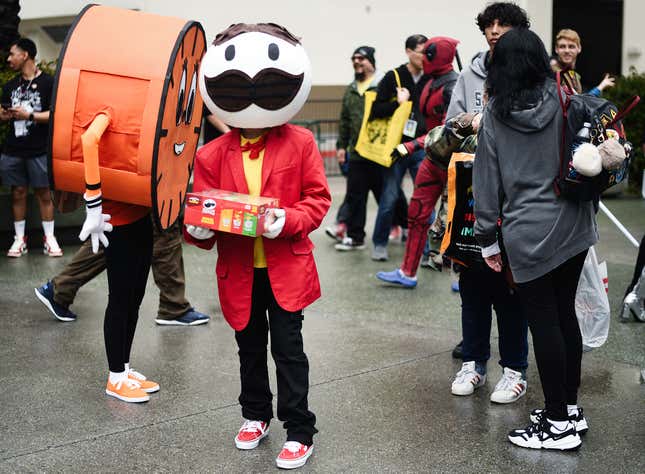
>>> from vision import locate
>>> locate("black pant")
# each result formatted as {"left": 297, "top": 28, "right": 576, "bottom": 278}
{"left": 345, "top": 158, "right": 383, "bottom": 243}
{"left": 459, "top": 265, "right": 528, "bottom": 372}
{"left": 625, "top": 235, "right": 645, "bottom": 295}
{"left": 235, "top": 269, "right": 317, "bottom": 445}
{"left": 335, "top": 194, "right": 350, "bottom": 225}
{"left": 53, "top": 218, "right": 191, "bottom": 319}
{"left": 516, "top": 250, "right": 588, "bottom": 421}
{"left": 103, "top": 214, "right": 153, "bottom": 373}
{"left": 394, "top": 189, "right": 408, "bottom": 229}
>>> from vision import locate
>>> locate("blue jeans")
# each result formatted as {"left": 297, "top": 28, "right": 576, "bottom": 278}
{"left": 459, "top": 265, "right": 528, "bottom": 375}
{"left": 372, "top": 149, "right": 424, "bottom": 247}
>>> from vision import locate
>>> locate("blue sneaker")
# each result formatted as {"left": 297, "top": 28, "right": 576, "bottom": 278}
{"left": 34, "top": 281, "right": 77, "bottom": 322}
{"left": 155, "top": 309, "right": 210, "bottom": 326}
{"left": 376, "top": 269, "right": 417, "bottom": 288}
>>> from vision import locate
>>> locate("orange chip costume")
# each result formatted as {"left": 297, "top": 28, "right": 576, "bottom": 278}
{"left": 48, "top": 5, "right": 206, "bottom": 404}
{"left": 50, "top": 4, "right": 205, "bottom": 229}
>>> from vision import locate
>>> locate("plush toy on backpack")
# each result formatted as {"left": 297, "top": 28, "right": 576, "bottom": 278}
{"left": 571, "top": 127, "right": 628, "bottom": 177}
{"left": 555, "top": 71, "right": 639, "bottom": 202}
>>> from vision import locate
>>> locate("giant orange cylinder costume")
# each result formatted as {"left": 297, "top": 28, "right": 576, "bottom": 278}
{"left": 49, "top": 4, "right": 206, "bottom": 229}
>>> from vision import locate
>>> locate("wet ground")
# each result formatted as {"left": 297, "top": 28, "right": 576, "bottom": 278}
{"left": 1, "top": 176, "right": 644, "bottom": 473}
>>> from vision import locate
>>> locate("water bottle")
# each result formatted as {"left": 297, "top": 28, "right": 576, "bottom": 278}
{"left": 567, "top": 122, "right": 592, "bottom": 181}
{"left": 573, "top": 122, "right": 592, "bottom": 150}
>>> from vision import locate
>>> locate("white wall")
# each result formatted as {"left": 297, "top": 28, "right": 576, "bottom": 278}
{"left": 18, "top": 17, "right": 74, "bottom": 64}
{"left": 623, "top": 0, "right": 645, "bottom": 75}
{"left": 148, "top": 0, "right": 499, "bottom": 85}
{"left": 20, "top": 0, "right": 643, "bottom": 83}
{"left": 524, "top": 0, "right": 552, "bottom": 52}
{"left": 19, "top": 0, "right": 144, "bottom": 19}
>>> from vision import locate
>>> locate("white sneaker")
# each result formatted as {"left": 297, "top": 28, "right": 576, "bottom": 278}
{"left": 530, "top": 407, "right": 589, "bottom": 434}
{"left": 7, "top": 235, "right": 27, "bottom": 257}
{"left": 334, "top": 236, "right": 366, "bottom": 251}
{"left": 490, "top": 367, "right": 527, "bottom": 404}
{"left": 371, "top": 245, "right": 388, "bottom": 261}
{"left": 43, "top": 235, "right": 63, "bottom": 257}
{"left": 451, "top": 361, "right": 486, "bottom": 396}
{"left": 508, "top": 417, "right": 581, "bottom": 451}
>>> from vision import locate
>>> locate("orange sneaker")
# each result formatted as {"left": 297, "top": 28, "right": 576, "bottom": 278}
{"left": 128, "top": 369, "right": 160, "bottom": 393}
{"left": 105, "top": 377, "right": 150, "bottom": 403}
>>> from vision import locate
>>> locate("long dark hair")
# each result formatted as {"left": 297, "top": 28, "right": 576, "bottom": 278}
{"left": 486, "top": 28, "right": 551, "bottom": 118}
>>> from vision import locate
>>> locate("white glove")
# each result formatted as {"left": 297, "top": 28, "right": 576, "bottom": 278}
{"left": 186, "top": 224, "right": 215, "bottom": 240}
{"left": 263, "top": 208, "right": 285, "bottom": 239}
{"left": 78, "top": 193, "right": 113, "bottom": 253}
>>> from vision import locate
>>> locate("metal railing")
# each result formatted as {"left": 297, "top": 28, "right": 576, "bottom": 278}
{"left": 292, "top": 119, "right": 342, "bottom": 177}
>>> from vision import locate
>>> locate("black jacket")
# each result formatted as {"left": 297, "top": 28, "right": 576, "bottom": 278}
{"left": 369, "top": 63, "right": 430, "bottom": 138}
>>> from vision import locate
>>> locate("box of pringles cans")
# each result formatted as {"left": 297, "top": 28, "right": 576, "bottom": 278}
{"left": 184, "top": 189, "right": 279, "bottom": 237}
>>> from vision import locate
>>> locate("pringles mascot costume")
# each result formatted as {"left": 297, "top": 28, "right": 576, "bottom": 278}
{"left": 185, "top": 23, "right": 330, "bottom": 469}
{"left": 50, "top": 5, "right": 206, "bottom": 403}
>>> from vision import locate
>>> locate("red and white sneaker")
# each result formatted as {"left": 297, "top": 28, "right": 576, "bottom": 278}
{"left": 324, "top": 223, "right": 346, "bottom": 242}
{"left": 388, "top": 225, "right": 402, "bottom": 243}
{"left": 43, "top": 235, "right": 63, "bottom": 257}
{"left": 276, "top": 441, "right": 314, "bottom": 469}
{"left": 7, "top": 235, "right": 27, "bottom": 257}
{"left": 451, "top": 361, "right": 486, "bottom": 396}
{"left": 234, "top": 420, "right": 269, "bottom": 450}
{"left": 490, "top": 367, "right": 527, "bottom": 404}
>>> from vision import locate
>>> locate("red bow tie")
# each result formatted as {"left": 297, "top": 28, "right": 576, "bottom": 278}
{"left": 240, "top": 136, "right": 266, "bottom": 159}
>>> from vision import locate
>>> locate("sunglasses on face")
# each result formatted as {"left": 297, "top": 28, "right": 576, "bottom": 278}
{"left": 351, "top": 56, "right": 366, "bottom": 62}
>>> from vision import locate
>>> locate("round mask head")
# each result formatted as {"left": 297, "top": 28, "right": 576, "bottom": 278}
{"left": 199, "top": 23, "right": 312, "bottom": 128}
{"left": 422, "top": 36, "right": 459, "bottom": 75}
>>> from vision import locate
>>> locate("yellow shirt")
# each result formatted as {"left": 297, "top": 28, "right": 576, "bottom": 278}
{"left": 241, "top": 135, "right": 267, "bottom": 268}
{"left": 356, "top": 78, "right": 371, "bottom": 96}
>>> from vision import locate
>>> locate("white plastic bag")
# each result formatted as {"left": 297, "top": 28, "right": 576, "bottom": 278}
{"left": 575, "top": 247, "right": 610, "bottom": 350}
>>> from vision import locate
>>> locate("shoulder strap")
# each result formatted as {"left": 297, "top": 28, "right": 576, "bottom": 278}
{"left": 556, "top": 71, "right": 569, "bottom": 118}
{"left": 555, "top": 71, "right": 570, "bottom": 192}
{"left": 392, "top": 68, "right": 402, "bottom": 89}
{"left": 606, "top": 95, "right": 640, "bottom": 128}
{"left": 430, "top": 71, "right": 458, "bottom": 90}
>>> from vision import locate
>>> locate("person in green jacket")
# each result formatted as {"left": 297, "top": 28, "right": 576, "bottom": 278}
{"left": 331, "top": 46, "right": 385, "bottom": 250}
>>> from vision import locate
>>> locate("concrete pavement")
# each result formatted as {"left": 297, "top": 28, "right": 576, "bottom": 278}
{"left": 1, "top": 176, "right": 643, "bottom": 473}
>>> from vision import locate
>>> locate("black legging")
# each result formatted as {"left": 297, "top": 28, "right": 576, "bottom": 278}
{"left": 103, "top": 214, "right": 153, "bottom": 373}
{"left": 516, "top": 250, "right": 588, "bottom": 421}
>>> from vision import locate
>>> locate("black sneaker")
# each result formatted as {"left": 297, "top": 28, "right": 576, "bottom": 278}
{"left": 34, "top": 281, "right": 77, "bottom": 322}
{"left": 530, "top": 407, "right": 588, "bottom": 434}
{"left": 334, "top": 237, "right": 366, "bottom": 251}
{"left": 452, "top": 340, "right": 463, "bottom": 359}
{"left": 508, "top": 416, "right": 581, "bottom": 451}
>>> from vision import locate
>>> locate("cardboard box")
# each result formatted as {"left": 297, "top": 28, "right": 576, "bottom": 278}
{"left": 184, "top": 189, "right": 279, "bottom": 237}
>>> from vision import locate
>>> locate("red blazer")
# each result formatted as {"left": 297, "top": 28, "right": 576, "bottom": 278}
{"left": 184, "top": 124, "right": 331, "bottom": 331}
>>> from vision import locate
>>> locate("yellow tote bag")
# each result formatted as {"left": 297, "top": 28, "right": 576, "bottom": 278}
{"left": 354, "top": 69, "right": 412, "bottom": 167}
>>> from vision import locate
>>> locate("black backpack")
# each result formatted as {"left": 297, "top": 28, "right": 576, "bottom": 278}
{"left": 554, "top": 72, "right": 639, "bottom": 202}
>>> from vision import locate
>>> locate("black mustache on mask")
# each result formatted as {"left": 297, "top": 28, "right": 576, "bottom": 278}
{"left": 205, "top": 68, "right": 304, "bottom": 112}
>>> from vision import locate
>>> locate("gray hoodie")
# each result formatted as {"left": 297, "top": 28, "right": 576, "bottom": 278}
{"left": 473, "top": 79, "right": 598, "bottom": 283}
{"left": 446, "top": 51, "right": 488, "bottom": 120}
